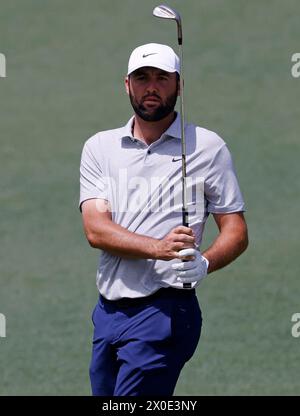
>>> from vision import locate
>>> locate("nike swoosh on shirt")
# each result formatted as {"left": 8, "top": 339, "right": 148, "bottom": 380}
{"left": 172, "top": 157, "right": 182, "bottom": 162}
{"left": 142, "top": 53, "right": 158, "bottom": 58}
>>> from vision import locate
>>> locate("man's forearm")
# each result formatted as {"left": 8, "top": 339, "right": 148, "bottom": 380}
{"left": 203, "top": 229, "right": 248, "bottom": 274}
{"left": 82, "top": 199, "right": 195, "bottom": 261}
{"left": 86, "top": 219, "right": 159, "bottom": 259}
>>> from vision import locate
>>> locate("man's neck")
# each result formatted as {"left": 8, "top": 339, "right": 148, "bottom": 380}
{"left": 132, "top": 112, "right": 176, "bottom": 145}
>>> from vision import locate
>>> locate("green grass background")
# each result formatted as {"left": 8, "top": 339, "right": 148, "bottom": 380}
{"left": 0, "top": 0, "right": 299, "bottom": 395}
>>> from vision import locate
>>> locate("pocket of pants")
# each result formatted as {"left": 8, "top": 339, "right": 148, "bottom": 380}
{"left": 171, "top": 296, "right": 202, "bottom": 361}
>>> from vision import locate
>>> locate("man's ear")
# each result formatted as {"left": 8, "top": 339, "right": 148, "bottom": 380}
{"left": 177, "top": 75, "right": 181, "bottom": 96}
{"left": 125, "top": 76, "right": 130, "bottom": 95}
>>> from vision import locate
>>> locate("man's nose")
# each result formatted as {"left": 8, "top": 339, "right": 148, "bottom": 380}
{"left": 146, "top": 80, "right": 159, "bottom": 94}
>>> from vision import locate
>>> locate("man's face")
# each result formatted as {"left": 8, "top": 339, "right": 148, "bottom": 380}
{"left": 125, "top": 67, "right": 179, "bottom": 122}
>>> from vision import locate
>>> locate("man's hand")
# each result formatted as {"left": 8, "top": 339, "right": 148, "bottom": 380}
{"left": 172, "top": 248, "right": 209, "bottom": 284}
{"left": 155, "top": 226, "right": 196, "bottom": 261}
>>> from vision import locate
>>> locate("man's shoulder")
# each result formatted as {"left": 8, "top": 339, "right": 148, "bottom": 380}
{"left": 83, "top": 124, "right": 127, "bottom": 150}
{"left": 188, "top": 122, "right": 227, "bottom": 149}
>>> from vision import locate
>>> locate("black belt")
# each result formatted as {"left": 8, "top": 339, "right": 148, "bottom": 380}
{"left": 100, "top": 287, "right": 196, "bottom": 308}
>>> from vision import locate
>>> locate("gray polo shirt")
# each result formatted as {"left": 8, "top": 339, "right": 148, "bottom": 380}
{"left": 80, "top": 113, "right": 245, "bottom": 300}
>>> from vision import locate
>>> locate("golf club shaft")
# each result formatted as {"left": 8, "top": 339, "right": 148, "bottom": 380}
{"left": 177, "top": 21, "right": 192, "bottom": 289}
{"left": 178, "top": 43, "right": 188, "bottom": 228}
{"left": 152, "top": 5, "right": 191, "bottom": 288}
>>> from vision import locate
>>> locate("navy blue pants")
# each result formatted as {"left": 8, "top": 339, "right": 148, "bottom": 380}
{"left": 89, "top": 288, "right": 202, "bottom": 396}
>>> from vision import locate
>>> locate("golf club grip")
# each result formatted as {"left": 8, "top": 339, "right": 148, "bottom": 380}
{"left": 182, "top": 210, "right": 192, "bottom": 289}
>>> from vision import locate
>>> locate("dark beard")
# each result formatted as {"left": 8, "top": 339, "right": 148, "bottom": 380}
{"left": 129, "top": 85, "right": 178, "bottom": 122}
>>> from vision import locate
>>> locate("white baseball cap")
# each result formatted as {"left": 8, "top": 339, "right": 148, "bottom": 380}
{"left": 127, "top": 43, "right": 180, "bottom": 75}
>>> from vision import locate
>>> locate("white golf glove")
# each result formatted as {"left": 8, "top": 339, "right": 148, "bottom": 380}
{"left": 172, "top": 248, "right": 209, "bottom": 284}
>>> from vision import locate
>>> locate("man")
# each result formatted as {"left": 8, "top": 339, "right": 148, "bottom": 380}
{"left": 79, "top": 43, "right": 248, "bottom": 396}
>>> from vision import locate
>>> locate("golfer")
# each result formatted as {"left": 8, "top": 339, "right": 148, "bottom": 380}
{"left": 79, "top": 43, "right": 248, "bottom": 396}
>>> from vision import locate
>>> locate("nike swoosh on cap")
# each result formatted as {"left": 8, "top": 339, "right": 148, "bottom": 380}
{"left": 142, "top": 53, "right": 158, "bottom": 58}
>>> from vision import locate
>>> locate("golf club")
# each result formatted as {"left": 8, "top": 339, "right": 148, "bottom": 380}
{"left": 153, "top": 4, "right": 191, "bottom": 289}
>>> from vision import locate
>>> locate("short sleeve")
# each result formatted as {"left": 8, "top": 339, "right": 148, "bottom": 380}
{"left": 79, "top": 138, "right": 109, "bottom": 211}
{"left": 205, "top": 143, "right": 245, "bottom": 213}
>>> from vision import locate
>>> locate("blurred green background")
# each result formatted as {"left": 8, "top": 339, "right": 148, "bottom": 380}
{"left": 0, "top": 0, "right": 299, "bottom": 395}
